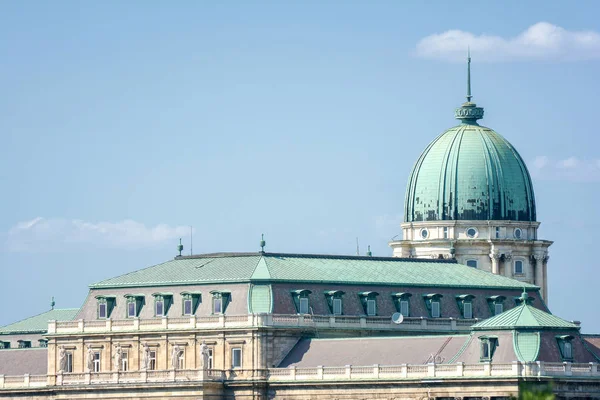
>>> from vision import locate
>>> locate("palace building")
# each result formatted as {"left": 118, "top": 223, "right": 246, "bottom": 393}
{"left": 1, "top": 59, "right": 599, "bottom": 399}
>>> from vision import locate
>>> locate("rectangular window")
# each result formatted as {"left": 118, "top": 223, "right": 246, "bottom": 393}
{"left": 18, "top": 341, "right": 31, "bottom": 348}
{"left": 400, "top": 300, "right": 409, "bottom": 316}
{"left": 213, "top": 298, "right": 222, "bottom": 314}
{"left": 466, "top": 259, "right": 478, "bottom": 268}
{"left": 366, "top": 299, "right": 376, "bottom": 316}
{"left": 299, "top": 297, "right": 309, "bottom": 314}
{"left": 0, "top": 341, "right": 10, "bottom": 349}
{"left": 65, "top": 352, "right": 73, "bottom": 373}
{"left": 98, "top": 303, "right": 107, "bottom": 319}
{"left": 231, "top": 347, "right": 242, "bottom": 368}
{"left": 121, "top": 351, "right": 128, "bottom": 371}
{"left": 93, "top": 352, "right": 101, "bottom": 372}
{"left": 443, "top": 227, "right": 448, "bottom": 239}
{"left": 149, "top": 351, "right": 156, "bottom": 370}
{"left": 127, "top": 302, "right": 136, "bottom": 318}
{"left": 183, "top": 299, "right": 193, "bottom": 315}
{"left": 463, "top": 302, "right": 473, "bottom": 319}
{"left": 332, "top": 298, "right": 342, "bottom": 315}
{"left": 431, "top": 301, "right": 440, "bottom": 318}
{"left": 178, "top": 350, "right": 185, "bottom": 369}
{"left": 514, "top": 260, "right": 524, "bottom": 275}
{"left": 155, "top": 300, "right": 164, "bottom": 317}
{"left": 563, "top": 341, "right": 573, "bottom": 359}
{"left": 495, "top": 303, "right": 504, "bottom": 315}
{"left": 495, "top": 227, "right": 500, "bottom": 239}
{"left": 207, "top": 348, "right": 213, "bottom": 369}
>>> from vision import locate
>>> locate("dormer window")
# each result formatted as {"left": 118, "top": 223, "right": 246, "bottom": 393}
{"left": 38, "top": 339, "right": 48, "bottom": 348}
{"left": 324, "top": 290, "right": 345, "bottom": 315}
{"left": 456, "top": 294, "right": 475, "bottom": 319}
{"left": 291, "top": 289, "right": 312, "bottom": 314}
{"left": 487, "top": 296, "right": 506, "bottom": 316}
{"left": 556, "top": 335, "right": 574, "bottom": 361}
{"left": 180, "top": 291, "right": 202, "bottom": 316}
{"left": 0, "top": 341, "right": 10, "bottom": 349}
{"left": 152, "top": 293, "right": 173, "bottom": 317}
{"left": 17, "top": 340, "right": 31, "bottom": 349}
{"left": 95, "top": 295, "right": 116, "bottom": 319}
{"left": 124, "top": 294, "right": 145, "bottom": 318}
{"left": 358, "top": 292, "right": 379, "bottom": 316}
{"left": 210, "top": 290, "right": 231, "bottom": 314}
{"left": 479, "top": 336, "right": 498, "bottom": 361}
{"left": 391, "top": 293, "right": 412, "bottom": 317}
{"left": 514, "top": 294, "right": 535, "bottom": 306}
{"left": 423, "top": 293, "right": 443, "bottom": 318}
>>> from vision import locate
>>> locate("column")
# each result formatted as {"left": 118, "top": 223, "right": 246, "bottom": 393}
{"left": 489, "top": 252, "right": 500, "bottom": 275}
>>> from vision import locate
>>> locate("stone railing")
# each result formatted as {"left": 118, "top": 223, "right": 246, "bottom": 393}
{"left": 1, "top": 362, "right": 598, "bottom": 389}
{"left": 49, "top": 314, "right": 479, "bottom": 335}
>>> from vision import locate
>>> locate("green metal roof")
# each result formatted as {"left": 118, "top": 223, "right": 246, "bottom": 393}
{"left": 472, "top": 302, "right": 578, "bottom": 331}
{"left": 0, "top": 309, "right": 79, "bottom": 335}
{"left": 90, "top": 252, "right": 538, "bottom": 290}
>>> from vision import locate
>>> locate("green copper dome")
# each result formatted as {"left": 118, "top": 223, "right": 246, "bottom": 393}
{"left": 404, "top": 57, "right": 536, "bottom": 223}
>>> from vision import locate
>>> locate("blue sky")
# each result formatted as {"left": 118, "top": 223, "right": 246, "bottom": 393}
{"left": 1, "top": 2, "right": 599, "bottom": 331}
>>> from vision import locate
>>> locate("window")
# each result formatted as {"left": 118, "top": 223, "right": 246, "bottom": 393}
{"left": 65, "top": 352, "right": 73, "bottom": 373}
{"left": 184, "top": 299, "right": 193, "bottom": 315}
{"left": 367, "top": 299, "right": 377, "bottom": 316}
{"left": 128, "top": 302, "right": 136, "bottom": 318}
{"left": 96, "top": 295, "right": 116, "bottom": 319}
{"left": 178, "top": 349, "right": 185, "bottom": 369}
{"left": 210, "top": 291, "right": 231, "bottom": 314}
{"left": 93, "top": 352, "right": 101, "bottom": 372}
{"left": 431, "top": 301, "right": 440, "bottom": 318}
{"left": 207, "top": 348, "right": 213, "bottom": 369}
{"left": 231, "top": 347, "right": 242, "bottom": 368}
{"left": 423, "top": 293, "right": 443, "bottom": 318}
{"left": 556, "top": 336, "right": 574, "bottom": 361}
{"left": 0, "top": 341, "right": 10, "bottom": 349}
{"left": 420, "top": 228, "right": 429, "bottom": 239}
{"left": 495, "top": 227, "right": 501, "bottom": 239}
{"left": 121, "top": 351, "right": 128, "bottom": 371}
{"left": 181, "top": 291, "right": 202, "bottom": 316}
{"left": 149, "top": 351, "right": 157, "bottom": 370}
{"left": 155, "top": 300, "right": 164, "bottom": 317}
{"left": 495, "top": 303, "right": 504, "bottom": 315}
{"left": 466, "top": 259, "right": 478, "bottom": 268}
{"left": 514, "top": 228, "right": 523, "bottom": 239}
{"left": 466, "top": 227, "right": 478, "bottom": 238}
{"left": 480, "top": 337, "right": 498, "bottom": 361}
{"left": 124, "top": 294, "right": 144, "bottom": 318}
{"left": 333, "top": 298, "right": 342, "bottom": 315}
{"left": 18, "top": 340, "right": 31, "bottom": 348}
{"left": 400, "top": 300, "right": 409, "bottom": 316}
{"left": 38, "top": 339, "right": 48, "bottom": 348}
{"left": 443, "top": 227, "right": 448, "bottom": 239}
{"left": 358, "top": 292, "right": 379, "bottom": 316}
{"left": 514, "top": 260, "right": 524, "bottom": 275}
{"left": 463, "top": 302, "right": 473, "bottom": 319}
{"left": 299, "top": 297, "right": 309, "bottom": 314}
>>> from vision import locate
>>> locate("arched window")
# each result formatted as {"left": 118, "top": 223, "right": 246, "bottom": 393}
{"left": 466, "top": 259, "right": 478, "bottom": 268}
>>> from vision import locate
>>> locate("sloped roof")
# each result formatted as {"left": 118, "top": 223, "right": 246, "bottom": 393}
{"left": 90, "top": 252, "right": 538, "bottom": 290}
{"left": 0, "top": 309, "right": 79, "bottom": 334}
{"left": 472, "top": 303, "right": 578, "bottom": 331}
{"left": 0, "top": 348, "right": 47, "bottom": 375}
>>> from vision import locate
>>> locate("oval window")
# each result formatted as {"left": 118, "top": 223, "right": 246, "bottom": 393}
{"left": 514, "top": 228, "right": 522, "bottom": 239}
{"left": 420, "top": 229, "right": 429, "bottom": 239}
{"left": 466, "top": 228, "right": 478, "bottom": 238}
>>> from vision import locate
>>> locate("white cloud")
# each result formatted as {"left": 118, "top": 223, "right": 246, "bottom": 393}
{"left": 416, "top": 22, "right": 600, "bottom": 62}
{"left": 530, "top": 156, "right": 600, "bottom": 182}
{"left": 4, "top": 218, "right": 191, "bottom": 252}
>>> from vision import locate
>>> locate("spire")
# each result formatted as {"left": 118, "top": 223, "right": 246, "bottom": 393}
{"left": 466, "top": 47, "right": 472, "bottom": 103}
{"left": 455, "top": 50, "right": 484, "bottom": 125}
{"left": 260, "top": 233, "right": 266, "bottom": 253}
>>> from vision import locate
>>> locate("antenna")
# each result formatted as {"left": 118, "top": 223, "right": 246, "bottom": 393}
{"left": 391, "top": 312, "right": 404, "bottom": 324}
{"left": 356, "top": 237, "right": 359, "bottom": 256}
{"left": 177, "top": 238, "right": 183, "bottom": 257}
{"left": 466, "top": 47, "right": 472, "bottom": 103}
{"left": 190, "top": 226, "right": 193, "bottom": 256}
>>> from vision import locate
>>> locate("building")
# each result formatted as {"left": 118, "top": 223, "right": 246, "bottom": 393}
{"left": 1, "top": 59, "right": 599, "bottom": 399}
